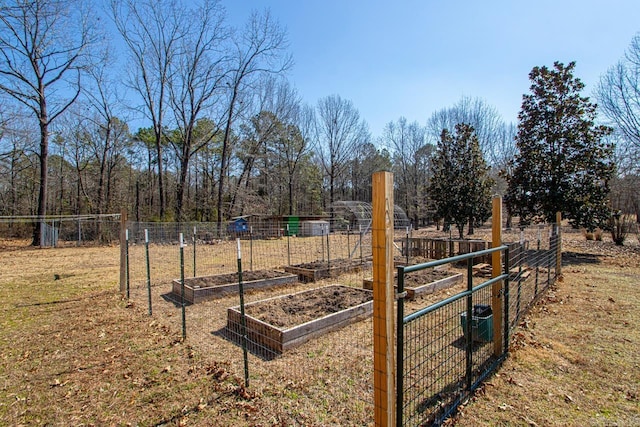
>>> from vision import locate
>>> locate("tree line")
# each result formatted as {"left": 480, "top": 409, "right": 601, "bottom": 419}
{"left": 0, "top": 0, "right": 638, "bottom": 244}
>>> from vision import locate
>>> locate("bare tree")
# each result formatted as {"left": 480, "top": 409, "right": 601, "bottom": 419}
{"left": 383, "top": 117, "right": 433, "bottom": 226}
{"left": 596, "top": 34, "right": 640, "bottom": 224}
{"left": 111, "top": 0, "right": 187, "bottom": 220}
{"left": 167, "top": 0, "right": 228, "bottom": 221}
{"left": 279, "top": 103, "right": 315, "bottom": 215}
{"left": 215, "top": 10, "right": 292, "bottom": 230}
{"left": 0, "top": 0, "right": 97, "bottom": 245}
{"left": 80, "top": 48, "right": 131, "bottom": 216}
{"left": 0, "top": 114, "right": 38, "bottom": 219}
{"left": 596, "top": 34, "right": 640, "bottom": 151}
{"left": 315, "top": 94, "right": 368, "bottom": 209}
{"left": 426, "top": 96, "right": 504, "bottom": 164}
{"left": 607, "top": 131, "right": 640, "bottom": 222}
{"left": 229, "top": 78, "right": 303, "bottom": 216}
{"left": 493, "top": 122, "right": 518, "bottom": 227}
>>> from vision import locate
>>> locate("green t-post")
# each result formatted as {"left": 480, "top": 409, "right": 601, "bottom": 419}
{"left": 237, "top": 238, "right": 249, "bottom": 387}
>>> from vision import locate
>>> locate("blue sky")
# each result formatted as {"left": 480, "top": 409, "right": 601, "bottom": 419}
{"left": 223, "top": 0, "right": 640, "bottom": 137}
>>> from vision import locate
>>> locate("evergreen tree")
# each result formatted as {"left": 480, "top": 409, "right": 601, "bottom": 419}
{"left": 506, "top": 62, "right": 615, "bottom": 230}
{"left": 429, "top": 123, "right": 493, "bottom": 238}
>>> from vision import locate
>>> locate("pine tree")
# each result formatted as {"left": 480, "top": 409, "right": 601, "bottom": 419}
{"left": 429, "top": 123, "right": 493, "bottom": 238}
{"left": 506, "top": 62, "right": 615, "bottom": 230}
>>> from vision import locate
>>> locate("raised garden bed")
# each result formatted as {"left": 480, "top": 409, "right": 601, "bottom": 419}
{"left": 283, "top": 258, "right": 369, "bottom": 282}
{"left": 226, "top": 285, "right": 373, "bottom": 354}
{"left": 171, "top": 270, "right": 297, "bottom": 304}
{"left": 363, "top": 269, "right": 463, "bottom": 300}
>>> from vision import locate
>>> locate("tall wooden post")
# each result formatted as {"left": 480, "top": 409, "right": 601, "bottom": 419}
{"left": 556, "top": 211, "right": 562, "bottom": 278}
{"left": 491, "top": 196, "right": 503, "bottom": 356}
{"left": 372, "top": 171, "right": 395, "bottom": 426}
{"left": 119, "top": 208, "right": 128, "bottom": 294}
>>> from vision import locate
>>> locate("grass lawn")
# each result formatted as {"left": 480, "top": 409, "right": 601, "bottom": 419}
{"left": 0, "top": 229, "right": 638, "bottom": 426}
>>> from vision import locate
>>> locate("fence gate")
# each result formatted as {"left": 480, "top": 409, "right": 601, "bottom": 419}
{"left": 395, "top": 223, "right": 561, "bottom": 426}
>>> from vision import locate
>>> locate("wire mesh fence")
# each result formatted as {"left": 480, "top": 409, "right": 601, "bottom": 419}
{"left": 397, "top": 223, "right": 561, "bottom": 426}
{"left": 123, "top": 221, "right": 382, "bottom": 421}
{"left": 119, "top": 219, "right": 560, "bottom": 425}
{"left": 0, "top": 215, "right": 121, "bottom": 246}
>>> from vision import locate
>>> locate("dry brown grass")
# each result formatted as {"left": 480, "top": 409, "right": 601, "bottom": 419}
{"left": 0, "top": 228, "right": 638, "bottom": 426}
{"left": 454, "top": 231, "right": 640, "bottom": 426}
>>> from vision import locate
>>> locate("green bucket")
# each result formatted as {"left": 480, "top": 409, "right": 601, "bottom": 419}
{"left": 460, "top": 305, "right": 494, "bottom": 343}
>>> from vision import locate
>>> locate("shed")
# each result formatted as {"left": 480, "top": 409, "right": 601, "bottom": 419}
{"left": 300, "top": 220, "right": 329, "bottom": 237}
{"left": 228, "top": 216, "right": 249, "bottom": 234}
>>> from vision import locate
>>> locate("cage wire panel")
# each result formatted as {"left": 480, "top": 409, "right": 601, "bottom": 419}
{"left": 329, "top": 201, "right": 411, "bottom": 230}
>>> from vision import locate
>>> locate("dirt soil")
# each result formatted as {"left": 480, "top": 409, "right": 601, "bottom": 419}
{"left": 186, "top": 269, "right": 292, "bottom": 287}
{"left": 244, "top": 286, "right": 372, "bottom": 328}
{"left": 291, "top": 258, "right": 364, "bottom": 269}
{"left": 404, "top": 268, "right": 454, "bottom": 287}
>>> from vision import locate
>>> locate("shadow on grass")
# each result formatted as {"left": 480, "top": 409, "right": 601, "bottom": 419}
{"left": 160, "top": 292, "right": 193, "bottom": 307}
{"left": 450, "top": 336, "right": 491, "bottom": 352}
{"left": 212, "top": 327, "right": 280, "bottom": 361}
{"left": 562, "top": 251, "right": 601, "bottom": 266}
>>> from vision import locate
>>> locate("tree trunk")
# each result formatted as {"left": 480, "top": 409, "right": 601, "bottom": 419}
{"left": 155, "top": 128, "right": 165, "bottom": 220}
{"left": 175, "top": 153, "right": 190, "bottom": 222}
{"left": 32, "top": 103, "right": 49, "bottom": 246}
{"left": 288, "top": 177, "right": 294, "bottom": 216}
{"left": 135, "top": 179, "right": 141, "bottom": 222}
{"left": 217, "top": 86, "right": 239, "bottom": 235}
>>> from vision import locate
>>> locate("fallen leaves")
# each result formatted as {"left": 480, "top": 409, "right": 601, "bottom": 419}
{"left": 507, "top": 377, "right": 524, "bottom": 387}
{"left": 50, "top": 378, "right": 69, "bottom": 388}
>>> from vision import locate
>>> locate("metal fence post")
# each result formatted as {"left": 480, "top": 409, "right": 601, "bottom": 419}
{"left": 249, "top": 226, "right": 253, "bottom": 271}
{"left": 119, "top": 209, "right": 128, "bottom": 294}
{"left": 326, "top": 224, "right": 330, "bottom": 269}
{"left": 465, "top": 258, "right": 474, "bottom": 390}
{"left": 504, "top": 248, "right": 510, "bottom": 354}
{"left": 321, "top": 227, "right": 325, "bottom": 262}
{"left": 556, "top": 211, "right": 562, "bottom": 278}
{"left": 125, "top": 229, "right": 130, "bottom": 300}
{"left": 286, "top": 225, "right": 291, "bottom": 266}
{"left": 236, "top": 238, "right": 250, "bottom": 388}
{"left": 396, "top": 266, "right": 405, "bottom": 427}
{"left": 548, "top": 227, "right": 552, "bottom": 285}
{"left": 145, "top": 229, "right": 152, "bottom": 315}
{"left": 359, "top": 225, "right": 363, "bottom": 263}
{"left": 193, "top": 226, "right": 197, "bottom": 277}
{"left": 405, "top": 227, "right": 410, "bottom": 265}
{"left": 180, "top": 233, "right": 186, "bottom": 339}
{"left": 535, "top": 228, "right": 541, "bottom": 295}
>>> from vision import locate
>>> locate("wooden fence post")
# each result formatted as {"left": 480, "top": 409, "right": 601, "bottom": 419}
{"left": 491, "top": 196, "right": 503, "bottom": 356}
{"left": 372, "top": 171, "right": 395, "bottom": 427}
{"left": 119, "top": 208, "right": 128, "bottom": 294}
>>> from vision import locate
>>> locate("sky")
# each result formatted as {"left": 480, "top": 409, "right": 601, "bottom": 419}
{"left": 223, "top": 0, "right": 640, "bottom": 138}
